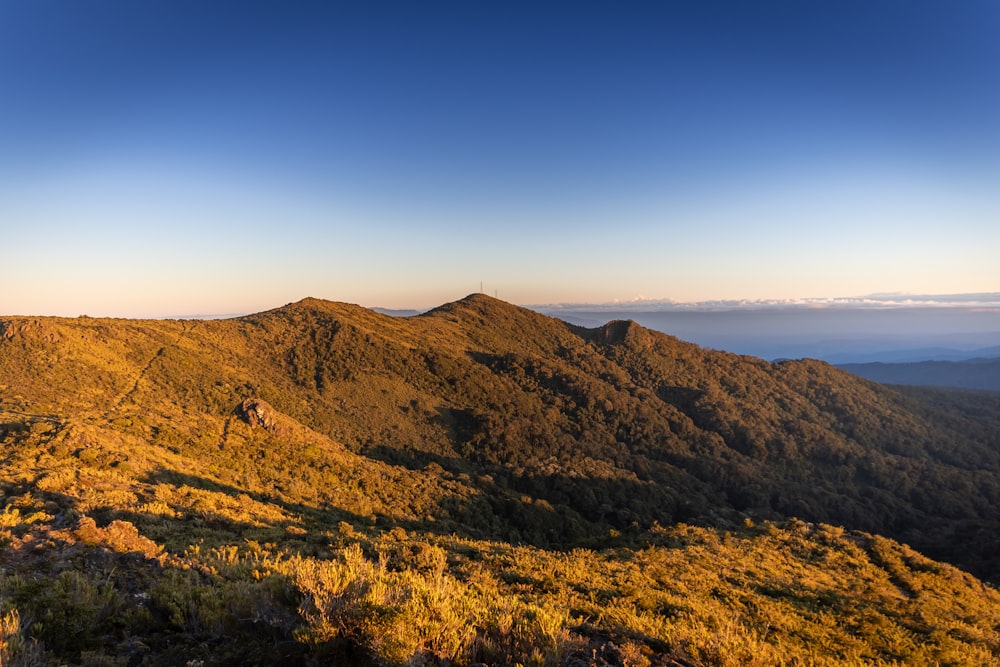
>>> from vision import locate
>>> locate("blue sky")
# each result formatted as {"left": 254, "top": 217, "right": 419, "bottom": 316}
{"left": 2, "top": 1, "right": 998, "bottom": 316}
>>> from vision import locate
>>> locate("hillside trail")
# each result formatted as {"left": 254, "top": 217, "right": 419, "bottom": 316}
{"left": 0, "top": 408, "right": 62, "bottom": 424}
{"left": 101, "top": 322, "right": 194, "bottom": 420}
{"left": 217, "top": 414, "right": 233, "bottom": 450}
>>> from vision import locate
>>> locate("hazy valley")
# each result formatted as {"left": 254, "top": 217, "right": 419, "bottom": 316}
{"left": 538, "top": 300, "right": 1000, "bottom": 367}
{"left": 837, "top": 358, "right": 1000, "bottom": 393}
{"left": 1, "top": 294, "right": 999, "bottom": 665}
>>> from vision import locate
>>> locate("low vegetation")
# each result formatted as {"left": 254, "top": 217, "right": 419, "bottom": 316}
{"left": 1, "top": 295, "right": 999, "bottom": 664}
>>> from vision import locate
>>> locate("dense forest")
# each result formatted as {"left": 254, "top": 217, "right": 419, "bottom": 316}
{"left": 1, "top": 294, "right": 999, "bottom": 665}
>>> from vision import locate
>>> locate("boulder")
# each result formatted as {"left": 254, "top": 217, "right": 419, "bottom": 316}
{"left": 236, "top": 398, "right": 279, "bottom": 430}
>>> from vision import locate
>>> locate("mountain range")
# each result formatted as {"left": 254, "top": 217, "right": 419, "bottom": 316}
{"left": 533, "top": 303, "right": 1000, "bottom": 365}
{"left": 1, "top": 294, "right": 999, "bottom": 665}
{"left": 838, "top": 357, "right": 1000, "bottom": 393}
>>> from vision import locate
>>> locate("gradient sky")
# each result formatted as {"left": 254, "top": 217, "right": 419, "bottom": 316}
{"left": 2, "top": 1, "right": 998, "bottom": 317}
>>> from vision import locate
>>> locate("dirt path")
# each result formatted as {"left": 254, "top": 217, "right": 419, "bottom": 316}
{"left": 0, "top": 408, "right": 62, "bottom": 424}
{"left": 103, "top": 322, "right": 193, "bottom": 419}
{"left": 217, "top": 415, "right": 233, "bottom": 450}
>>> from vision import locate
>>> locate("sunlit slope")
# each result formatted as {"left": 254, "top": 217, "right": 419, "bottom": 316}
{"left": 3, "top": 404, "right": 1000, "bottom": 666}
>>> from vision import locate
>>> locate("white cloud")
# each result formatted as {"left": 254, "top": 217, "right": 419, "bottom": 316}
{"left": 532, "top": 293, "right": 1000, "bottom": 313}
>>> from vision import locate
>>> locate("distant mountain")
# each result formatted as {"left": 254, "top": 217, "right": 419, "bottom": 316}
{"left": 839, "top": 357, "right": 1000, "bottom": 392}
{"left": 371, "top": 307, "right": 423, "bottom": 317}
{"left": 534, "top": 304, "right": 1000, "bottom": 363}
{"left": 2, "top": 295, "right": 1000, "bottom": 664}
{"left": 813, "top": 344, "right": 1000, "bottom": 365}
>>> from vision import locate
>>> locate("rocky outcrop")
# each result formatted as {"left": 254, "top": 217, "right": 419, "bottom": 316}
{"left": 235, "top": 397, "right": 305, "bottom": 442}
{"left": 231, "top": 397, "right": 349, "bottom": 459}
{"left": 0, "top": 318, "right": 62, "bottom": 343}
{"left": 236, "top": 398, "right": 281, "bottom": 432}
{"left": 593, "top": 319, "right": 651, "bottom": 348}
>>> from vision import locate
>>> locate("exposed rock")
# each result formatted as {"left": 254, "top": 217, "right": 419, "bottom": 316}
{"left": 0, "top": 319, "right": 61, "bottom": 342}
{"left": 235, "top": 397, "right": 296, "bottom": 440}
{"left": 593, "top": 319, "right": 652, "bottom": 348}
{"left": 237, "top": 398, "right": 279, "bottom": 430}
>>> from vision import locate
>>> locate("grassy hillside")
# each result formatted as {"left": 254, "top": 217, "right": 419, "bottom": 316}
{"left": 1, "top": 295, "right": 999, "bottom": 665}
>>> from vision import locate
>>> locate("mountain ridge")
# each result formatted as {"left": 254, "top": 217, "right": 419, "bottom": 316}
{"left": 3, "top": 294, "right": 999, "bottom": 572}
{"left": 2, "top": 295, "right": 1000, "bottom": 664}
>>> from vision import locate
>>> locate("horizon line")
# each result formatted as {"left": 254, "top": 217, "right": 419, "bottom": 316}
{"left": 530, "top": 292, "right": 1000, "bottom": 313}
{"left": 4, "top": 291, "right": 1000, "bottom": 321}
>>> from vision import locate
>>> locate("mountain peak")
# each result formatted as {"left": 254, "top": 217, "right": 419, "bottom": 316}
{"left": 420, "top": 293, "right": 543, "bottom": 328}
{"left": 251, "top": 296, "right": 388, "bottom": 324}
{"left": 424, "top": 292, "right": 513, "bottom": 314}
{"left": 593, "top": 319, "right": 647, "bottom": 346}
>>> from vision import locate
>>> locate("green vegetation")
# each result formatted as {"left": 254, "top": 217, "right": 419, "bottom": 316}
{"left": 1, "top": 294, "right": 999, "bottom": 664}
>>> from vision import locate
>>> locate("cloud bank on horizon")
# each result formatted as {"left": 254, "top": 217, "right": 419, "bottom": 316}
{"left": 532, "top": 292, "right": 1000, "bottom": 363}
{"left": 1, "top": 2, "right": 998, "bottom": 318}
{"left": 535, "top": 292, "right": 1000, "bottom": 312}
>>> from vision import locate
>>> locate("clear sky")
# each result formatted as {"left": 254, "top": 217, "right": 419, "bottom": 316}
{"left": 2, "top": 1, "right": 998, "bottom": 317}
